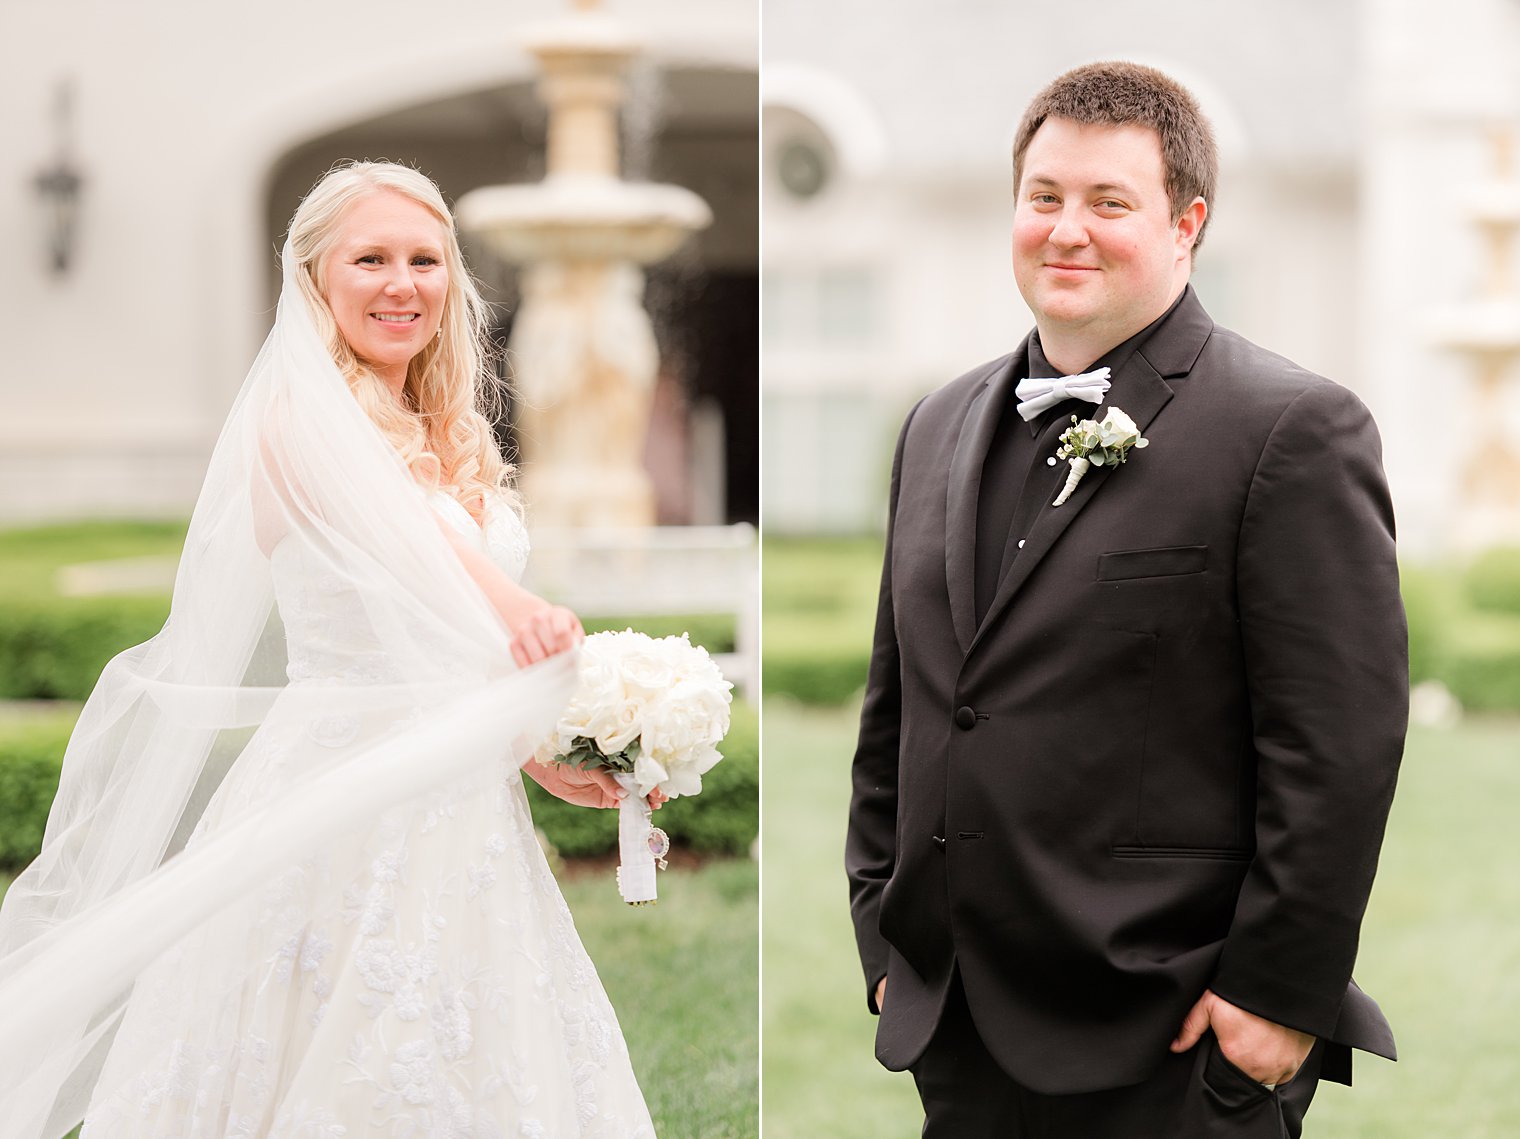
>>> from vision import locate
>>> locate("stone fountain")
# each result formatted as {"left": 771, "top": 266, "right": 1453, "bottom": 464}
{"left": 1430, "top": 123, "right": 1520, "bottom": 549}
{"left": 457, "top": 0, "right": 711, "bottom": 528}
{"left": 456, "top": 0, "right": 754, "bottom": 697}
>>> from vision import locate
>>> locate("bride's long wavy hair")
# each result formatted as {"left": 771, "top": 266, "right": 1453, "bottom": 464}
{"left": 286, "top": 160, "right": 517, "bottom": 520}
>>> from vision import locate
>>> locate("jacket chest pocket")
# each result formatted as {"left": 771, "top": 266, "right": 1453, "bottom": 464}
{"left": 1096, "top": 544, "right": 1208, "bottom": 581}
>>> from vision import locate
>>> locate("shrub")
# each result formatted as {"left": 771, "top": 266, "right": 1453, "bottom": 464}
{"left": 0, "top": 596, "right": 168, "bottom": 701}
{"left": 524, "top": 701, "right": 758, "bottom": 858}
{"left": 0, "top": 604, "right": 733, "bottom": 705}
{"left": 762, "top": 648, "right": 869, "bottom": 706}
{"left": 0, "top": 716, "right": 71, "bottom": 871}
{"left": 1401, "top": 562, "right": 1459, "bottom": 686}
{"left": 0, "top": 701, "right": 758, "bottom": 871}
{"left": 1464, "top": 546, "right": 1520, "bottom": 617}
{"left": 582, "top": 614, "right": 736, "bottom": 654}
{"left": 1438, "top": 611, "right": 1520, "bottom": 713}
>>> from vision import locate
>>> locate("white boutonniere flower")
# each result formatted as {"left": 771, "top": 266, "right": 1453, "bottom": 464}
{"left": 1047, "top": 406, "right": 1149, "bottom": 506}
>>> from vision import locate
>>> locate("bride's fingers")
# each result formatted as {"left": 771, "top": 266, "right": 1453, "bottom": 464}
{"left": 546, "top": 609, "right": 578, "bottom": 651}
{"left": 513, "top": 625, "right": 547, "bottom": 666}
{"left": 593, "top": 770, "right": 624, "bottom": 808}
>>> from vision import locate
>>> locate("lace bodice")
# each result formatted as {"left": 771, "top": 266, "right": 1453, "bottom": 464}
{"left": 273, "top": 493, "right": 531, "bottom": 684}
{"left": 430, "top": 492, "right": 531, "bottom": 582}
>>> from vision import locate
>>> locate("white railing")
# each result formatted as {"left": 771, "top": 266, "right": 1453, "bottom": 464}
{"left": 522, "top": 523, "right": 758, "bottom": 699}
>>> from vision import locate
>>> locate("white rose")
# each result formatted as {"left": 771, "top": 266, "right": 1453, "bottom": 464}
{"left": 1099, "top": 407, "right": 1137, "bottom": 435}
{"left": 657, "top": 743, "right": 722, "bottom": 798}
{"left": 594, "top": 696, "right": 645, "bottom": 756}
{"left": 631, "top": 751, "right": 670, "bottom": 798}
{"left": 622, "top": 652, "right": 674, "bottom": 695}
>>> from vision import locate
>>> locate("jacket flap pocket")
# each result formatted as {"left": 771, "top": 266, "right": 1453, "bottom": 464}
{"left": 1096, "top": 544, "right": 1208, "bottom": 581}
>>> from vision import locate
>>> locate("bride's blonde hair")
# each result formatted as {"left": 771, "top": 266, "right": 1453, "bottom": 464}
{"left": 286, "top": 160, "right": 516, "bottom": 520}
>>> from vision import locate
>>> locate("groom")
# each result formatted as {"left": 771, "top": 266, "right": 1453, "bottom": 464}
{"left": 846, "top": 62, "right": 1407, "bottom": 1137}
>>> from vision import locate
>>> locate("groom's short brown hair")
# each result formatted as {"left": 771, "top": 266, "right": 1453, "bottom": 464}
{"left": 1012, "top": 61, "right": 1219, "bottom": 254}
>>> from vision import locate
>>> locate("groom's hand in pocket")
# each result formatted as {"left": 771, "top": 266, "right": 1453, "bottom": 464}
{"left": 874, "top": 976, "right": 887, "bottom": 1013}
{"left": 1170, "top": 988, "right": 1315, "bottom": 1086}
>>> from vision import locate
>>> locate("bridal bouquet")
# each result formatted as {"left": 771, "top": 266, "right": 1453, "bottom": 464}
{"left": 535, "top": 630, "right": 733, "bottom": 904}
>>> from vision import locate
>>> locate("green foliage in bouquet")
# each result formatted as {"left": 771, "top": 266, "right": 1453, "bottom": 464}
{"left": 525, "top": 701, "right": 757, "bottom": 859}
{"left": 555, "top": 736, "right": 640, "bottom": 776}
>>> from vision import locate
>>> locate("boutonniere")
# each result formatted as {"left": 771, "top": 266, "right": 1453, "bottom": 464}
{"left": 1047, "top": 406, "right": 1149, "bottom": 506}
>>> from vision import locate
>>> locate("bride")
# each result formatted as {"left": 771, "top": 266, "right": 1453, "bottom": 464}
{"left": 0, "top": 162, "right": 661, "bottom": 1137}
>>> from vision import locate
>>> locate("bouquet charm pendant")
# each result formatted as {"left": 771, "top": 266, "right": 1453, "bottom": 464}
{"left": 649, "top": 825, "right": 671, "bottom": 871}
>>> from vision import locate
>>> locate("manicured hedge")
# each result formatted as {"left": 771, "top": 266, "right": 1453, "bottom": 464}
{"left": 1437, "top": 611, "right": 1520, "bottom": 714}
{"left": 762, "top": 648, "right": 869, "bottom": 707}
{"left": 1465, "top": 546, "right": 1520, "bottom": 618}
{"left": 762, "top": 553, "right": 1520, "bottom": 713}
{"left": 0, "top": 717, "right": 70, "bottom": 870}
{"left": 583, "top": 614, "right": 735, "bottom": 654}
{"left": 0, "top": 602, "right": 733, "bottom": 706}
{"left": 0, "top": 596, "right": 169, "bottom": 701}
{"left": 1400, "top": 562, "right": 1457, "bottom": 686}
{"left": 0, "top": 701, "right": 757, "bottom": 872}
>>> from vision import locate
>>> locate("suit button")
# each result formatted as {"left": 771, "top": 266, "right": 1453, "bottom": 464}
{"left": 932, "top": 835, "right": 946, "bottom": 850}
{"left": 954, "top": 706, "right": 976, "bottom": 730}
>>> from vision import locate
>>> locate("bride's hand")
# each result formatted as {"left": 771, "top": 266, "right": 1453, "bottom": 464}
{"left": 506, "top": 599, "right": 584, "bottom": 668}
{"left": 430, "top": 514, "right": 582, "bottom": 666}
{"left": 528, "top": 761, "right": 622, "bottom": 808}
{"left": 526, "top": 763, "right": 672, "bottom": 812}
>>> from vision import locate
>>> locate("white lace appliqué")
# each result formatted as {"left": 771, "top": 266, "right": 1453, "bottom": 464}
{"left": 80, "top": 499, "right": 652, "bottom": 1138}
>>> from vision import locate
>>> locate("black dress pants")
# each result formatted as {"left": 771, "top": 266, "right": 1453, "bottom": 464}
{"left": 910, "top": 973, "right": 1324, "bottom": 1139}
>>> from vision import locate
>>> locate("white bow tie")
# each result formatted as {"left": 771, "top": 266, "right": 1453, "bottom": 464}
{"left": 1013, "top": 366, "right": 1111, "bottom": 421}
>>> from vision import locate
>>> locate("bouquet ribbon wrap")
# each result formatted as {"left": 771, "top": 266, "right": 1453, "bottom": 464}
{"left": 614, "top": 773, "right": 658, "bottom": 904}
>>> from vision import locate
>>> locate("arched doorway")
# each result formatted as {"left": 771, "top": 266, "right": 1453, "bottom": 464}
{"left": 262, "top": 63, "right": 757, "bottom": 525}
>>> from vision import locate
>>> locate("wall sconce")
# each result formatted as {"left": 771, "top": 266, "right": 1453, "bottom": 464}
{"left": 35, "top": 80, "right": 84, "bottom": 277}
{"left": 35, "top": 161, "right": 84, "bottom": 276}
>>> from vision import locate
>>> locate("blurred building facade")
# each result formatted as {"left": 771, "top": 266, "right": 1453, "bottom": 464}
{"left": 763, "top": 0, "right": 1520, "bottom": 556}
{"left": 3, "top": 0, "right": 757, "bottom": 526}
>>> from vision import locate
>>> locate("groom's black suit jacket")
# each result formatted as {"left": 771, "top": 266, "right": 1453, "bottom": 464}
{"left": 847, "top": 287, "right": 1407, "bottom": 1096}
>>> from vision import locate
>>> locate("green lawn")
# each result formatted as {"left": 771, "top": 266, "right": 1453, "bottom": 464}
{"left": 0, "top": 858, "right": 757, "bottom": 1137}
{"left": 567, "top": 858, "right": 759, "bottom": 1138}
{"left": 0, "top": 520, "right": 186, "bottom": 601}
{"left": 761, "top": 700, "right": 1520, "bottom": 1138}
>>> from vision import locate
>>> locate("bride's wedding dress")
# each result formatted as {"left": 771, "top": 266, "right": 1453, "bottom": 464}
{"left": 80, "top": 494, "right": 655, "bottom": 1138}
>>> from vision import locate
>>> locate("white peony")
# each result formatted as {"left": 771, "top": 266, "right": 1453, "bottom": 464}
{"left": 536, "top": 630, "right": 733, "bottom": 798}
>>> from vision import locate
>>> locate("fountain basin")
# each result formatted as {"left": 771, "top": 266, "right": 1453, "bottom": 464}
{"left": 458, "top": 175, "right": 711, "bottom": 263}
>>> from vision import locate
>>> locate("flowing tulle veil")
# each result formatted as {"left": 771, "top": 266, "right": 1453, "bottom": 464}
{"left": 0, "top": 240, "right": 575, "bottom": 1136}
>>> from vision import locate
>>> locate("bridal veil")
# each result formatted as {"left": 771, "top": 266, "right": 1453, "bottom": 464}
{"left": 0, "top": 235, "right": 574, "bottom": 1136}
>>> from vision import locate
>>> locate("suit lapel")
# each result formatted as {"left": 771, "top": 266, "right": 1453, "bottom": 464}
{"left": 969, "top": 290, "right": 1213, "bottom": 654}
{"left": 945, "top": 352, "right": 1021, "bottom": 653}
